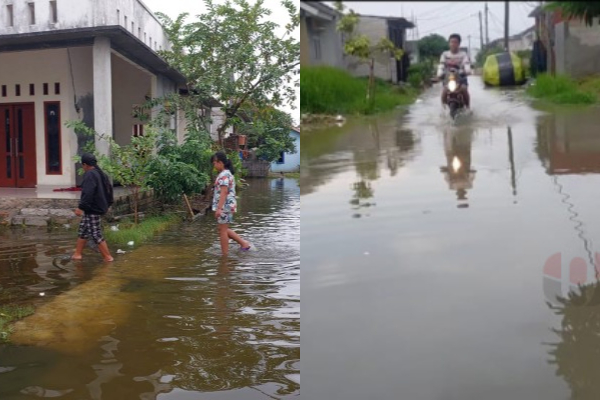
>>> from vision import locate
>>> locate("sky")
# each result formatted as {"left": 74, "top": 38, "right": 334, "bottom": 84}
{"left": 142, "top": 0, "right": 300, "bottom": 124}
{"left": 324, "top": 1, "right": 539, "bottom": 59}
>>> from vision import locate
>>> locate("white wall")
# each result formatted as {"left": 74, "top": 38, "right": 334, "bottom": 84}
{"left": 0, "top": 48, "right": 79, "bottom": 186}
{"left": 0, "top": 0, "right": 171, "bottom": 52}
{"left": 111, "top": 52, "right": 152, "bottom": 146}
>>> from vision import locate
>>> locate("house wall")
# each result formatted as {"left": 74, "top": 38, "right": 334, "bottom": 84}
{"left": 271, "top": 131, "right": 300, "bottom": 173}
{"left": 346, "top": 17, "right": 398, "bottom": 82}
{"left": 558, "top": 20, "right": 600, "bottom": 78}
{"left": 0, "top": 48, "right": 80, "bottom": 186}
{"left": 0, "top": 0, "right": 171, "bottom": 52}
{"left": 300, "top": 16, "right": 310, "bottom": 67}
{"left": 209, "top": 108, "right": 233, "bottom": 142}
{"left": 305, "top": 17, "right": 345, "bottom": 68}
{"left": 110, "top": 52, "right": 152, "bottom": 146}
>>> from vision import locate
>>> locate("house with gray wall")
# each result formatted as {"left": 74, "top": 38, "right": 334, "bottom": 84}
{"left": 300, "top": 1, "right": 345, "bottom": 69}
{"left": 345, "top": 15, "right": 414, "bottom": 84}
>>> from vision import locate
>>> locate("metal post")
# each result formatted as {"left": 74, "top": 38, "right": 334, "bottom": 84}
{"left": 508, "top": 126, "right": 516, "bottom": 196}
{"left": 485, "top": 2, "right": 489, "bottom": 45}
{"left": 504, "top": 1, "right": 510, "bottom": 52}
{"left": 479, "top": 11, "right": 484, "bottom": 50}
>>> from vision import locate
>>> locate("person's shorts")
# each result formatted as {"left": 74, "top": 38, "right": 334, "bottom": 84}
{"left": 78, "top": 214, "right": 104, "bottom": 244}
{"left": 217, "top": 212, "right": 233, "bottom": 224}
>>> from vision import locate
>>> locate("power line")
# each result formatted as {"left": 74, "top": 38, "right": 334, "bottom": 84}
{"left": 419, "top": 14, "right": 477, "bottom": 36}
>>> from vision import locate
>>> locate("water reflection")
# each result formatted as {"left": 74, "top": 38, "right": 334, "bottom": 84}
{"left": 547, "top": 280, "right": 600, "bottom": 399}
{"left": 440, "top": 127, "right": 476, "bottom": 207}
{"left": 301, "top": 117, "right": 421, "bottom": 197}
{"left": 536, "top": 109, "right": 600, "bottom": 175}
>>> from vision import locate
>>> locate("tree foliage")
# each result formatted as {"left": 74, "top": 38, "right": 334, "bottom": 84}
{"left": 544, "top": 2, "right": 600, "bottom": 26}
{"left": 156, "top": 0, "right": 300, "bottom": 147}
{"left": 417, "top": 34, "right": 448, "bottom": 60}
{"left": 238, "top": 105, "right": 296, "bottom": 162}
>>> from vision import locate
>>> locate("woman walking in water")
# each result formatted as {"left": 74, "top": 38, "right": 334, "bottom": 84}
{"left": 211, "top": 152, "right": 251, "bottom": 256}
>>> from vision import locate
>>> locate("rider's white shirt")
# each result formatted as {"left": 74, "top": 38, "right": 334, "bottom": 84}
{"left": 437, "top": 50, "right": 472, "bottom": 77}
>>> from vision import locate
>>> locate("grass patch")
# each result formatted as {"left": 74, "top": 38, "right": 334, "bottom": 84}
{"left": 104, "top": 214, "right": 183, "bottom": 246}
{"left": 527, "top": 73, "right": 597, "bottom": 104}
{"left": 268, "top": 172, "right": 299, "bottom": 179}
{"left": 301, "top": 66, "right": 418, "bottom": 115}
{"left": 0, "top": 304, "right": 35, "bottom": 342}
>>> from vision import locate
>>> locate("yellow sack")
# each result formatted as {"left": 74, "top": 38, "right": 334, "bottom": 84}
{"left": 483, "top": 52, "right": 526, "bottom": 87}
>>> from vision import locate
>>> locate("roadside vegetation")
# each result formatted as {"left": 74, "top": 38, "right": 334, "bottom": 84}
{"left": 104, "top": 214, "right": 183, "bottom": 246}
{"left": 0, "top": 304, "right": 34, "bottom": 342}
{"left": 527, "top": 73, "right": 599, "bottom": 105}
{"left": 301, "top": 66, "right": 418, "bottom": 115}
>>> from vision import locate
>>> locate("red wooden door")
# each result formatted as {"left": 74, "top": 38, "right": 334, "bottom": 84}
{"left": 0, "top": 104, "right": 37, "bottom": 188}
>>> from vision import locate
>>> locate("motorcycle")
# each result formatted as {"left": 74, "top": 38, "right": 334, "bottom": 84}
{"left": 432, "top": 68, "right": 467, "bottom": 120}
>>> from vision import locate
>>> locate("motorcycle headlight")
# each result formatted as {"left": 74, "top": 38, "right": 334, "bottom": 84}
{"left": 448, "top": 80, "right": 457, "bottom": 92}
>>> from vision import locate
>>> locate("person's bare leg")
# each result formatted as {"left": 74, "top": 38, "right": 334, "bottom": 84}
{"left": 219, "top": 224, "right": 230, "bottom": 256}
{"left": 72, "top": 238, "right": 87, "bottom": 260}
{"left": 97, "top": 240, "right": 114, "bottom": 262}
{"left": 227, "top": 229, "right": 250, "bottom": 248}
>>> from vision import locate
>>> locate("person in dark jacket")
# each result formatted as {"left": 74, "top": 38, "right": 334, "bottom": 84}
{"left": 72, "top": 153, "right": 114, "bottom": 262}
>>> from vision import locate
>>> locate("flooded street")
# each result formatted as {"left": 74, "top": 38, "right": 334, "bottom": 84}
{"left": 0, "top": 178, "right": 299, "bottom": 399}
{"left": 302, "top": 76, "right": 600, "bottom": 399}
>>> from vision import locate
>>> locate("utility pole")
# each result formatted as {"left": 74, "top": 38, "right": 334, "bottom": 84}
{"left": 485, "top": 2, "right": 489, "bottom": 45}
{"left": 415, "top": 17, "right": 419, "bottom": 40}
{"left": 468, "top": 35, "right": 471, "bottom": 58}
{"left": 479, "top": 11, "right": 484, "bottom": 50}
{"left": 504, "top": 1, "right": 509, "bottom": 51}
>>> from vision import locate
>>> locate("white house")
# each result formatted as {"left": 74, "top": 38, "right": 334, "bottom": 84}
{"left": 0, "top": 0, "right": 187, "bottom": 188}
{"left": 271, "top": 127, "right": 300, "bottom": 173}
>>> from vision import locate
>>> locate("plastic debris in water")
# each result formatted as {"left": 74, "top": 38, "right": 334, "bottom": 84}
{"left": 364, "top": 251, "right": 370, "bottom": 256}
{"left": 127, "top": 241, "right": 134, "bottom": 246}
{"left": 39, "top": 292, "right": 45, "bottom": 297}
{"left": 116, "top": 249, "right": 126, "bottom": 254}
{"left": 63, "top": 224, "right": 71, "bottom": 229}
{"left": 110, "top": 225, "right": 119, "bottom": 231}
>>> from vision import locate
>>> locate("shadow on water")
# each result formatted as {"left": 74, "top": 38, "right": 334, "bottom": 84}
{"left": 0, "top": 179, "right": 299, "bottom": 399}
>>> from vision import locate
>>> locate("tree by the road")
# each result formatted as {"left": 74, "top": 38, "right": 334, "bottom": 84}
{"left": 334, "top": 1, "right": 404, "bottom": 103}
{"left": 544, "top": 2, "right": 600, "bottom": 26}
{"left": 156, "top": 0, "right": 300, "bottom": 148}
{"left": 417, "top": 34, "right": 448, "bottom": 61}
{"left": 238, "top": 105, "right": 296, "bottom": 163}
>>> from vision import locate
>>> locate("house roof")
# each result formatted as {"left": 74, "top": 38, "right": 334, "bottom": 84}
{"left": 301, "top": 1, "right": 340, "bottom": 20}
{"left": 511, "top": 25, "right": 535, "bottom": 40}
{"left": 0, "top": 26, "right": 187, "bottom": 84}
{"left": 356, "top": 14, "right": 415, "bottom": 29}
{"left": 529, "top": 5, "right": 543, "bottom": 18}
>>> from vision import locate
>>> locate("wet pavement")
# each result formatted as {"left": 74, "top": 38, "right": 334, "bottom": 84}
{"left": 0, "top": 178, "right": 299, "bottom": 399}
{"left": 302, "top": 76, "right": 600, "bottom": 399}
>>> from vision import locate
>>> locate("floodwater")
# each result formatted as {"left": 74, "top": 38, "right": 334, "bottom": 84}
{"left": 302, "top": 76, "right": 600, "bottom": 399}
{"left": 0, "top": 178, "right": 299, "bottom": 399}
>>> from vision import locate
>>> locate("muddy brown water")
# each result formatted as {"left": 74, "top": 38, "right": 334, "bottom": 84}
{"left": 0, "top": 178, "right": 299, "bottom": 399}
{"left": 302, "top": 76, "right": 600, "bottom": 399}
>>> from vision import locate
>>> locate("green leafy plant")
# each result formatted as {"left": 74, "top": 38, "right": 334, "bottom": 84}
{"left": 156, "top": 0, "right": 299, "bottom": 148}
{"left": 66, "top": 120, "right": 157, "bottom": 225}
{"left": 334, "top": 1, "right": 404, "bottom": 104}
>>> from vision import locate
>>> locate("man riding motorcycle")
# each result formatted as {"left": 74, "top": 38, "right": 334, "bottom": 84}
{"left": 433, "top": 33, "right": 472, "bottom": 110}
